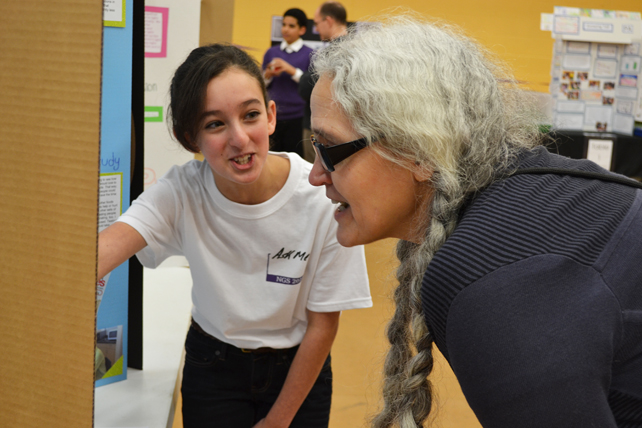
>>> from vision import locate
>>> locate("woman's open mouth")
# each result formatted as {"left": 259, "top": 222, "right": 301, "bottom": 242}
{"left": 332, "top": 200, "right": 350, "bottom": 212}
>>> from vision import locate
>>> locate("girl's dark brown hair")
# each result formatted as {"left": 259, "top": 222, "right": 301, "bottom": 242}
{"left": 168, "top": 44, "right": 269, "bottom": 153}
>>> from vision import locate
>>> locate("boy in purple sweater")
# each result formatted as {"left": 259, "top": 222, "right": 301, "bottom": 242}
{"left": 262, "top": 8, "right": 313, "bottom": 158}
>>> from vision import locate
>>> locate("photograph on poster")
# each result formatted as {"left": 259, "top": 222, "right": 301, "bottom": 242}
{"left": 562, "top": 70, "right": 575, "bottom": 80}
{"left": 578, "top": 72, "right": 588, "bottom": 80}
{"left": 604, "top": 81, "right": 616, "bottom": 90}
{"left": 570, "top": 81, "right": 581, "bottom": 90}
{"left": 620, "top": 74, "right": 638, "bottom": 87}
{"left": 563, "top": 54, "right": 591, "bottom": 69}
{"left": 597, "top": 44, "right": 618, "bottom": 58}
{"left": 568, "top": 91, "right": 580, "bottom": 100}
{"left": 588, "top": 80, "right": 601, "bottom": 89}
{"left": 595, "top": 122, "right": 608, "bottom": 131}
{"left": 594, "top": 59, "right": 618, "bottom": 78}
{"left": 95, "top": 326, "right": 124, "bottom": 381}
{"left": 602, "top": 96, "right": 614, "bottom": 105}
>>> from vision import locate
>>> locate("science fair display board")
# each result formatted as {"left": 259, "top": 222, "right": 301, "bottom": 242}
{"left": 95, "top": 0, "right": 134, "bottom": 387}
{"left": 542, "top": 6, "right": 642, "bottom": 135}
{"left": 143, "top": 0, "right": 200, "bottom": 192}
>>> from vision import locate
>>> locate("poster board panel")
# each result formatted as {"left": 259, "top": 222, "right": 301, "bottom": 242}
{"left": 0, "top": 2, "right": 103, "bottom": 427}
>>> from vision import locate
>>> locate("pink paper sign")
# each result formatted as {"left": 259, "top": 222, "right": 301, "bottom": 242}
{"left": 145, "top": 6, "right": 169, "bottom": 58}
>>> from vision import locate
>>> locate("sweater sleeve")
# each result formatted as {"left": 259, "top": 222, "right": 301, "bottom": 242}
{"left": 445, "top": 254, "right": 621, "bottom": 427}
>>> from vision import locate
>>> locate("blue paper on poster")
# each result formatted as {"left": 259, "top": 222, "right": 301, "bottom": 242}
{"left": 96, "top": 0, "right": 133, "bottom": 387}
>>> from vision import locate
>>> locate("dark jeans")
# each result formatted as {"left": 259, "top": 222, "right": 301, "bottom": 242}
{"left": 270, "top": 118, "right": 304, "bottom": 158}
{"left": 181, "top": 323, "right": 333, "bottom": 428}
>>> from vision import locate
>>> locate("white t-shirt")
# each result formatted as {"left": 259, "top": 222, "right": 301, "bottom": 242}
{"left": 118, "top": 152, "right": 372, "bottom": 349}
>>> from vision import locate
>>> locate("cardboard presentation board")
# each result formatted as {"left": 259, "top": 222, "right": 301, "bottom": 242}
{"left": 0, "top": 2, "right": 103, "bottom": 427}
{"left": 543, "top": 6, "right": 642, "bottom": 134}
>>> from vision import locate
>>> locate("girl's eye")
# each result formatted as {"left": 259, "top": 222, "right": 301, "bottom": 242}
{"left": 246, "top": 111, "right": 260, "bottom": 120}
{"left": 205, "top": 120, "right": 223, "bottom": 130}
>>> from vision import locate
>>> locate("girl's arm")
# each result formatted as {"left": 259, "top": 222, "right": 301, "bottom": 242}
{"left": 98, "top": 221, "right": 147, "bottom": 279}
{"left": 254, "top": 310, "right": 340, "bottom": 428}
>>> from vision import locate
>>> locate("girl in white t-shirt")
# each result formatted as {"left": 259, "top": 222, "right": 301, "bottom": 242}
{"left": 98, "top": 44, "right": 371, "bottom": 428}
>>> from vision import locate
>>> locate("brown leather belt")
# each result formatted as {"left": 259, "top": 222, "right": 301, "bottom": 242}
{"left": 191, "top": 320, "right": 285, "bottom": 354}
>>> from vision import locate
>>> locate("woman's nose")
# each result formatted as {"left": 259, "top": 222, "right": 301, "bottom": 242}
{"left": 308, "top": 156, "right": 332, "bottom": 187}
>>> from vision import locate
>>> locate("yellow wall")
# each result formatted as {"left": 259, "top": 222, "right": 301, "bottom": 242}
{"left": 229, "top": 0, "right": 641, "bottom": 93}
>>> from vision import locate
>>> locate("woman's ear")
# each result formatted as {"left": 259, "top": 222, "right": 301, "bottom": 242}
{"left": 411, "top": 161, "right": 433, "bottom": 183}
{"left": 267, "top": 100, "right": 277, "bottom": 135}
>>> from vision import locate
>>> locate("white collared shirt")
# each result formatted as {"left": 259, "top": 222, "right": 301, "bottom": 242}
{"left": 276, "top": 39, "right": 305, "bottom": 82}
{"left": 280, "top": 38, "right": 304, "bottom": 54}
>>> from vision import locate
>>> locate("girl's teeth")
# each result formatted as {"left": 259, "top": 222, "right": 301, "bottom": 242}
{"left": 234, "top": 154, "right": 251, "bottom": 164}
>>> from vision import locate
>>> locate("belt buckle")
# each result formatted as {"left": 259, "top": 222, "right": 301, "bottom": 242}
{"left": 241, "top": 348, "right": 252, "bottom": 353}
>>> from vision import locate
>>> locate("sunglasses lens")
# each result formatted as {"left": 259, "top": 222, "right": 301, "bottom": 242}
{"left": 312, "top": 142, "right": 333, "bottom": 172}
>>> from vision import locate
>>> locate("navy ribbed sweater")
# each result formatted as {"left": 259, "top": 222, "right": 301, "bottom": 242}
{"left": 422, "top": 147, "right": 642, "bottom": 427}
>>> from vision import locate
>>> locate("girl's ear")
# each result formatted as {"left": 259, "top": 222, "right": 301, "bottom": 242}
{"left": 180, "top": 130, "right": 200, "bottom": 153}
{"left": 267, "top": 100, "right": 277, "bottom": 135}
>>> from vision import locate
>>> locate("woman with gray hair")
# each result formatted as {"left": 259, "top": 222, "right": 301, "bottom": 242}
{"left": 308, "top": 15, "right": 642, "bottom": 428}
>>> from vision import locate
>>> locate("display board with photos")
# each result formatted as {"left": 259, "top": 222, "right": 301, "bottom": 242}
{"left": 542, "top": 7, "right": 642, "bottom": 135}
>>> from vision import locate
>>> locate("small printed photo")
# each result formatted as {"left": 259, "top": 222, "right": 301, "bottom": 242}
{"left": 602, "top": 96, "right": 614, "bottom": 105}
{"left": 95, "top": 326, "right": 124, "bottom": 381}
{"left": 588, "top": 80, "right": 601, "bottom": 89}
{"left": 595, "top": 122, "right": 608, "bottom": 132}
{"left": 577, "top": 72, "right": 589, "bottom": 81}
{"left": 562, "top": 70, "right": 575, "bottom": 80}
{"left": 603, "top": 81, "right": 615, "bottom": 90}
{"left": 570, "top": 81, "right": 581, "bottom": 90}
{"left": 568, "top": 91, "right": 579, "bottom": 100}
{"left": 620, "top": 74, "right": 638, "bottom": 88}
{"left": 560, "top": 83, "right": 569, "bottom": 93}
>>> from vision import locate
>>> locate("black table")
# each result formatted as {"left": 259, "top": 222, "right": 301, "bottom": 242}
{"left": 546, "top": 131, "right": 642, "bottom": 179}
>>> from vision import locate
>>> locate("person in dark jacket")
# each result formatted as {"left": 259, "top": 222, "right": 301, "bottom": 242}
{"left": 308, "top": 14, "right": 642, "bottom": 428}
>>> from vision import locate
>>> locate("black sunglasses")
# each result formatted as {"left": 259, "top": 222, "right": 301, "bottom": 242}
{"left": 311, "top": 134, "right": 369, "bottom": 172}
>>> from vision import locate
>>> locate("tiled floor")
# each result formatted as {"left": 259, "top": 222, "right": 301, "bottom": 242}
{"left": 173, "top": 238, "right": 481, "bottom": 428}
